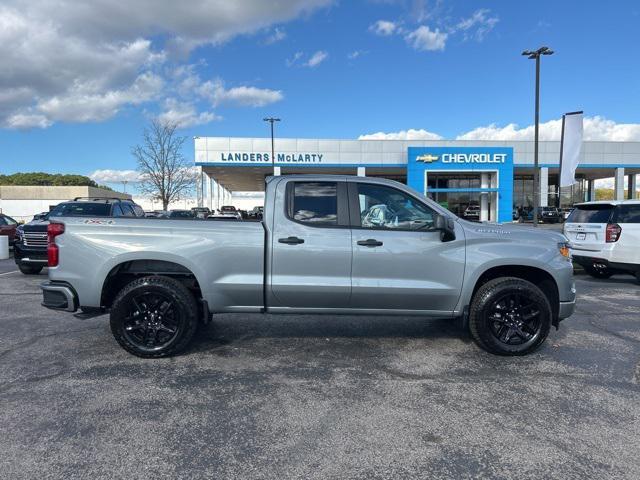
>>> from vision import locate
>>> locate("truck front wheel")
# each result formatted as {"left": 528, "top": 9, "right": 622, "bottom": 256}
{"left": 110, "top": 275, "right": 199, "bottom": 358}
{"left": 469, "top": 277, "right": 552, "bottom": 356}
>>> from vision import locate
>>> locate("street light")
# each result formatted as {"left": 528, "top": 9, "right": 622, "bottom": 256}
{"left": 263, "top": 117, "right": 281, "bottom": 173}
{"left": 522, "top": 46, "right": 554, "bottom": 227}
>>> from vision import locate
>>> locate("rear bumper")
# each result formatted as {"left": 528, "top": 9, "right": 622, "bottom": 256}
{"left": 573, "top": 255, "right": 639, "bottom": 274}
{"left": 40, "top": 281, "right": 78, "bottom": 312}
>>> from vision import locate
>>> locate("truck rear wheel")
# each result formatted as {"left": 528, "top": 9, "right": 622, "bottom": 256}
{"left": 18, "top": 264, "right": 43, "bottom": 275}
{"left": 469, "top": 277, "right": 552, "bottom": 356}
{"left": 110, "top": 275, "right": 199, "bottom": 358}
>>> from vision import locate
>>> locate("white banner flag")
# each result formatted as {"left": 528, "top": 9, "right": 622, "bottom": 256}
{"left": 559, "top": 111, "right": 583, "bottom": 187}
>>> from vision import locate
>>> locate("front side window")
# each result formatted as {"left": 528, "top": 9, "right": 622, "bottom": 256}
{"left": 357, "top": 184, "right": 435, "bottom": 230}
{"left": 290, "top": 182, "right": 338, "bottom": 225}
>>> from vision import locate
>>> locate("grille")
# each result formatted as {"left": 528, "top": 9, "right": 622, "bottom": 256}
{"left": 23, "top": 232, "right": 48, "bottom": 247}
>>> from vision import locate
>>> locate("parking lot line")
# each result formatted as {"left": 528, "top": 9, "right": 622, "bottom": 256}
{"left": 0, "top": 270, "right": 19, "bottom": 276}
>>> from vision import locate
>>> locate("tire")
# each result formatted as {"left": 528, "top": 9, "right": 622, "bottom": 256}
{"left": 469, "top": 277, "right": 552, "bottom": 356}
{"left": 635, "top": 271, "right": 640, "bottom": 285}
{"left": 110, "top": 275, "right": 199, "bottom": 358}
{"left": 18, "top": 264, "right": 43, "bottom": 275}
{"left": 584, "top": 264, "right": 613, "bottom": 279}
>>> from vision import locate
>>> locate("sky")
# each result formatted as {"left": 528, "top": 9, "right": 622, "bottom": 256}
{"left": 0, "top": 0, "right": 639, "bottom": 187}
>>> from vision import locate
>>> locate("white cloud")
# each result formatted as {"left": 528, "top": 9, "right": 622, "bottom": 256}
{"left": 264, "top": 27, "right": 287, "bottom": 45}
{"left": 405, "top": 25, "right": 448, "bottom": 51}
{"left": 359, "top": 116, "right": 640, "bottom": 142}
{"left": 157, "top": 99, "right": 221, "bottom": 128}
{"left": 4, "top": 113, "right": 52, "bottom": 129}
{"left": 304, "top": 50, "right": 329, "bottom": 67}
{"left": 198, "top": 79, "right": 284, "bottom": 107}
{"left": 0, "top": 1, "right": 329, "bottom": 128}
{"left": 455, "top": 9, "right": 499, "bottom": 41}
{"left": 90, "top": 169, "right": 142, "bottom": 184}
{"left": 456, "top": 116, "right": 640, "bottom": 142}
{"left": 359, "top": 128, "right": 443, "bottom": 141}
{"left": 37, "top": 72, "right": 164, "bottom": 123}
{"left": 286, "top": 51, "right": 304, "bottom": 67}
{"left": 348, "top": 50, "right": 367, "bottom": 60}
{"left": 369, "top": 20, "right": 398, "bottom": 36}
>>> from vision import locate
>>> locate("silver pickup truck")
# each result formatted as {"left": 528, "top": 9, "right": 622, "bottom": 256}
{"left": 41, "top": 175, "right": 576, "bottom": 358}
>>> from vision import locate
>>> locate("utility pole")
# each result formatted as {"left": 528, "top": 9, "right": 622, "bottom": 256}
{"left": 522, "top": 46, "right": 554, "bottom": 227}
{"left": 263, "top": 117, "right": 281, "bottom": 174}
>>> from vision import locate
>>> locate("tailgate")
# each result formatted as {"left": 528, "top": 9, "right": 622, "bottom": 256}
{"left": 564, "top": 222, "right": 607, "bottom": 251}
{"left": 564, "top": 204, "right": 615, "bottom": 252}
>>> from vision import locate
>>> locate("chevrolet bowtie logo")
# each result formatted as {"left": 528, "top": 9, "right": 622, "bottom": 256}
{"left": 416, "top": 154, "right": 439, "bottom": 163}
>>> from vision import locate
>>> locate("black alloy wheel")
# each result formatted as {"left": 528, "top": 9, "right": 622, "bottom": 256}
{"left": 469, "top": 277, "right": 552, "bottom": 355}
{"left": 110, "top": 276, "right": 199, "bottom": 358}
{"left": 486, "top": 292, "right": 542, "bottom": 346}
{"left": 122, "top": 291, "right": 180, "bottom": 352}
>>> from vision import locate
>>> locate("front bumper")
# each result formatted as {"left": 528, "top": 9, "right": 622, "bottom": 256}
{"left": 558, "top": 300, "right": 576, "bottom": 320}
{"left": 14, "top": 242, "right": 48, "bottom": 265}
{"left": 41, "top": 281, "right": 78, "bottom": 312}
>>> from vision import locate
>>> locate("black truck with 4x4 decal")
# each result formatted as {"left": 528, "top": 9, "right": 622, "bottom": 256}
{"left": 14, "top": 197, "right": 144, "bottom": 275}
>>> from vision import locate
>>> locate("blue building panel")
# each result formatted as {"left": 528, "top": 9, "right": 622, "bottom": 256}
{"left": 407, "top": 147, "right": 514, "bottom": 223}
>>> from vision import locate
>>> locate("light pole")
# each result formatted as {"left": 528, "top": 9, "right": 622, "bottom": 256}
{"left": 522, "top": 46, "right": 554, "bottom": 227}
{"left": 263, "top": 117, "right": 281, "bottom": 174}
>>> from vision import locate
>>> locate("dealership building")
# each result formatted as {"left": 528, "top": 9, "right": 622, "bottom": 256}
{"left": 194, "top": 137, "right": 640, "bottom": 223}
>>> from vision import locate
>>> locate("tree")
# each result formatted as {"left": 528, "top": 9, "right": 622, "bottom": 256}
{"left": 132, "top": 120, "right": 195, "bottom": 210}
{"left": 0, "top": 172, "right": 112, "bottom": 190}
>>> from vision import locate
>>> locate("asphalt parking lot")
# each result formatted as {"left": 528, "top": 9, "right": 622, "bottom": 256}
{"left": 0, "top": 256, "right": 638, "bottom": 479}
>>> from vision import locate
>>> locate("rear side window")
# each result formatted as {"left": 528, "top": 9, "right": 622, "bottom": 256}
{"left": 49, "top": 203, "right": 111, "bottom": 217}
{"left": 567, "top": 205, "right": 614, "bottom": 224}
{"left": 613, "top": 205, "right": 640, "bottom": 223}
{"left": 289, "top": 182, "right": 338, "bottom": 225}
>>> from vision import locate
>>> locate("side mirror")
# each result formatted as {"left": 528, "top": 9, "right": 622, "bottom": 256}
{"left": 434, "top": 214, "right": 456, "bottom": 242}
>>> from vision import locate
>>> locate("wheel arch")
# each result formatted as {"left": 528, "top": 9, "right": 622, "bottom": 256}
{"left": 100, "top": 259, "right": 204, "bottom": 309}
{"left": 470, "top": 265, "right": 560, "bottom": 326}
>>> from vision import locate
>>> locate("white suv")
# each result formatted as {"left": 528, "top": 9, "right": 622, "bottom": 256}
{"left": 564, "top": 200, "right": 640, "bottom": 282}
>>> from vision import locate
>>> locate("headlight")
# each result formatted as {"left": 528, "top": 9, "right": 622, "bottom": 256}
{"left": 558, "top": 242, "right": 571, "bottom": 260}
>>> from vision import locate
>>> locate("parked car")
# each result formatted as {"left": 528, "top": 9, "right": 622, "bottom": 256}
{"left": 191, "top": 207, "right": 211, "bottom": 219}
{"left": 41, "top": 175, "right": 575, "bottom": 358}
{"left": 168, "top": 210, "right": 195, "bottom": 219}
{"left": 564, "top": 200, "right": 640, "bottom": 282}
{"left": 248, "top": 206, "right": 264, "bottom": 220}
{"left": 0, "top": 214, "right": 18, "bottom": 246}
{"left": 15, "top": 197, "right": 144, "bottom": 275}
{"left": 540, "top": 207, "right": 563, "bottom": 224}
{"left": 463, "top": 205, "right": 480, "bottom": 221}
{"left": 218, "top": 205, "right": 242, "bottom": 220}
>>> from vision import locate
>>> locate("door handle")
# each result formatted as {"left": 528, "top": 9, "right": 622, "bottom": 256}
{"left": 278, "top": 236, "right": 305, "bottom": 245}
{"left": 357, "top": 239, "right": 383, "bottom": 247}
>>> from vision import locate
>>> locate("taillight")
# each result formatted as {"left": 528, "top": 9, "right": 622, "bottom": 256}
{"left": 605, "top": 223, "right": 621, "bottom": 243}
{"left": 47, "top": 223, "right": 65, "bottom": 267}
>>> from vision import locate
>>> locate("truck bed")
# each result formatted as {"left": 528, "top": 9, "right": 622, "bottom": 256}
{"left": 48, "top": 217, "right": 266, "bottom": 312}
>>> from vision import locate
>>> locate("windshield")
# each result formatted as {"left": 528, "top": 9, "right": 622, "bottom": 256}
{"left": 567, "top": 205, "right": 614, "bottom": 223}
{"left": 49, "top": 202, "right": 111, "bottom": 217}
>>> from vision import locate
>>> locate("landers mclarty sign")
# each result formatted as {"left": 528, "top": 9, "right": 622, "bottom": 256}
{"left": 219, "top": 152, "right": 324, "bottom": 163}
